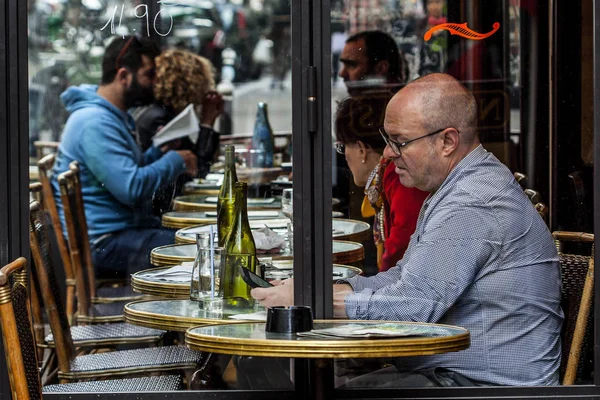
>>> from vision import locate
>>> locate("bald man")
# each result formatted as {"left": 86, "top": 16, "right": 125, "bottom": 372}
{"left": 253, "top": 73, "right": 563, "bottom": 387}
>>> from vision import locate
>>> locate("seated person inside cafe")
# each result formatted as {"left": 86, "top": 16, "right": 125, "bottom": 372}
{"left": 252, "top": 73, "right": 563, "bottom": 386}
{"left": 334, "top": 30, "right": 411, "bottom": 274}
{"left": 334, "top": 95, "right": 427, "bottom": 271}
{"left": 51, "top": 35, "right": 198, "bottom": 278}
{"left": 133, "top": 48, "right": 224, "bottom": 215}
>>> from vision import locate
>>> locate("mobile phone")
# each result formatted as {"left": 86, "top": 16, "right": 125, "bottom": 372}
{"left": 239, "top": 266, "right": 274, "bottom": 288}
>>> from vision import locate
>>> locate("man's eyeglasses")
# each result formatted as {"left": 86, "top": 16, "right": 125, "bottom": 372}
{"left": 379, "top": 127, "right": 457, "bottom": 155}
{"left": 115, "top": 33, "right": 142, "bottom": 71}
{"left": 334, "top": 141, "right": 345, "bottom": 155}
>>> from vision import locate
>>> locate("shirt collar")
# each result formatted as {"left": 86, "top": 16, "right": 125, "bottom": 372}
{"left": 423, "top": 144, "right": 487, "bottom": 207}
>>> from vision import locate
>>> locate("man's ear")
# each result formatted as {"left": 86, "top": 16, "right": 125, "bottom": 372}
{"left": 116, "top": 67, "right": 131, "bottom": 85}
{"left": 374, "top": 60, "right": 390, "bottom": 76}
{"left": 441, "top": 128, "right": 460, "bottom": 155}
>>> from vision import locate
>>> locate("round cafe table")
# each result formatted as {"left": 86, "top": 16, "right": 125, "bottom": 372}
{"left": 185, "top": 320, "right": 470, "bottom": 397}
{"left": 130, "top": 264, "right": 363, "bottom": 299}
{"left": 150, "top": 241, "right": 364, "bottom": 268}
{"left": 123, "top": 299, "right": 260, "bottom": 331}
{"left": 186, "top": 320, "right": 470, "bottom": 358}
{"left": 161, "top": 210, "right": 284, "bottom": 230}
{"left": 172, "top": 195, "right": 282, "bottom": 212}
{"left": 174, "top": 218, "right": 370, "bottom": 244}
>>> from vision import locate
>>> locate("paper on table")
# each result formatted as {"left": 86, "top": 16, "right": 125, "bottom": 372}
{"left": 144, "top": 262, "right": 194, "bottom": 282}
{"left": 152, "top": 104, "right": 199, "bottom": 148}
{"left": 296, "top": 323, "right": 444, "bottom": 338}
{"left": 228, "top": 310, "right": 268, "bottom": 321}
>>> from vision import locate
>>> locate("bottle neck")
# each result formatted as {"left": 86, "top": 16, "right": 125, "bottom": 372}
{"left": 223, "top": 148, "right": 238, "bottom": 183}
{"left": 225, "top": 148, "right": 236, "bottom": 167}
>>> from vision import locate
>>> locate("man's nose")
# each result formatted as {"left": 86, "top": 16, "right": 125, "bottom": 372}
{"left": 382, "top": 143, "right": 397, "bottom": 159}
{"left": 339, "top": 65, "right": 347, "bottom": 79}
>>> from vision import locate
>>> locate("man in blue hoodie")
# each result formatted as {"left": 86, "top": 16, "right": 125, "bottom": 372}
{"left": 52, "top": 34, "right": 198, "bottom": 278}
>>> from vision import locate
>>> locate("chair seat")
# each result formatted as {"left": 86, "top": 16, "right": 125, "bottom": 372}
{"left": 94, "top": 285, "right": 144, "bottom": 303}
{"left": 59, "top": 345, "right": 203, "bottom": 380}
{"left": 43, "top": 374, "right": 182, "bottom": 392}
{"left": 45, "top": 323, "right": 165, "bottom": 347}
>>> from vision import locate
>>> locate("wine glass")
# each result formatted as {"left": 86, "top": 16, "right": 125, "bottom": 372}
{"left": 281, "top": 189, "right": 293, "bottom": 252}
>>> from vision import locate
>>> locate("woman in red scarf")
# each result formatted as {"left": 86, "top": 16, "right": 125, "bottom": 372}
{"left": 334, "top": 95, "right": 428, "bottom": 271}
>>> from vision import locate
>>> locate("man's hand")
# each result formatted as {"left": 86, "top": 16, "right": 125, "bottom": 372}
{"left": 333, "top": 283, "right": 353, "bottom": 318}
{"left": 176, "top": 150, "right": 198, "bottom": 177}
{"left": 200, "top": 91, "right": 224, "bottom": 127}
{"left": 251, "top": 278, "right": 294, "bottom": 308}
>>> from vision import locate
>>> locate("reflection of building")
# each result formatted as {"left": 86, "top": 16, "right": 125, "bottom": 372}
{"left": 343, "top": 0, "right": 392, "bottom": 34}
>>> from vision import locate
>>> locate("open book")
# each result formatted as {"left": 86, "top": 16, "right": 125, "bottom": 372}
{"left": 152, "top": 103, "right": 199, "bottom": 148}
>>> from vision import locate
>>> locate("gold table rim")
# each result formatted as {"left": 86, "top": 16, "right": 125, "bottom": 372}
{"left": 184, "top": 319, "right": 470, "bottom": 358}
{"left": 123, "top": 299, "right": 249, "bottom": 330}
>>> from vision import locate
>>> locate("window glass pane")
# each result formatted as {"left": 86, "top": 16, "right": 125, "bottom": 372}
{"left": 330, "top": 0, "right": 594, "bottom": 390}
{"left": 28, "top": 0, "right": 294, "bottom": 392}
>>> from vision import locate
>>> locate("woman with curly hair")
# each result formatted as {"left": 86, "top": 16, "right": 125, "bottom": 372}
{"left": 134, "top": 49, "right": 224, "bottom": 176}
{"left": 133, "top": 49, "right": 224, "bottom": 214}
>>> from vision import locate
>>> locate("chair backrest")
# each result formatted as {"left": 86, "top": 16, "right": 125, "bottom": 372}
{"left": 524, "top": 188, "right": 541, "bottom": 204}
{"left": 28, "top": 183, "right": 49, "bottom": 362}
{"left": 57, "top": 165, "right": 96, "bottom": 319}
{"left": 33, "top": 140, "right": 59, "bottom": 161}
{"left": 0, "top": 257, "right": 43, "bottom": 399}
{"left": 29, "top": 201, "right": 77, "bottom": 373}
{"left": 553, "top": 231, "right": 595, "bottom": 385}
{"left": 511, "top": 174, "right": 549, "bottom": 224}
{"left": 29, "top": 182, "right": 43, "bottom": 204}
{"left": 68, "top": 161, "right": 95, "bottom": 298}
{"left": 37, "top": 153, "right": 78, "bottom": 322}
{"left": 513, "top": 172, "right": 528, "bottom": 189}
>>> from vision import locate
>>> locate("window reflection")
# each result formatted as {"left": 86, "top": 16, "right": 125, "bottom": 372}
{"left": 27, "top": 0, "right": 295, "bottom": 393}
{"left": 330, "top": 0, "right": 594, "bottom": 390}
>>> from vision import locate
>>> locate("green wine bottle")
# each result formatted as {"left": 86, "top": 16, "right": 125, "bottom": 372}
{"left": 217, "top": 145, "right": 238, "bottom": 246}
{"left": 220, "top": 182, "right": 257, "bottom": 307}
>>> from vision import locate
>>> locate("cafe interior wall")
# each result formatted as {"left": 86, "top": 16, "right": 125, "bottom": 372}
{"left": 0, "top": 0, "right": 598, "bottom": 399}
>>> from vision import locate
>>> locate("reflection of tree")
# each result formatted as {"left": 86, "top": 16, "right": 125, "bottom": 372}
{"left": 28, "top": 0, "right": 51, "bottom": 52}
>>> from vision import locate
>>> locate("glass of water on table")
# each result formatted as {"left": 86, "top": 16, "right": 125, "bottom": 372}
{"left": 281, "top": 188, "right": 293, "bottom": 253}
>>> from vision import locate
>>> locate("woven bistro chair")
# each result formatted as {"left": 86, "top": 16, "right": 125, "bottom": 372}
{"left": 0, "top": 257, "right": 184, "bottom": 396}
{"left": 64, "top": 161, "right": 142, "bottom": 303}
{"left": 29, "top": 202, "right": 204, "bottom": 383}
{"left": 38, "top": 153, "right": 78, "bottom": 321}
{"left": 30, "top": 201, "right": 166, "bottom": 351}
{"left": 552, "top": 231, "right": 595, "bottom": 385}
{"left": 58, "top": 168, "right": 143, "bottom": 324}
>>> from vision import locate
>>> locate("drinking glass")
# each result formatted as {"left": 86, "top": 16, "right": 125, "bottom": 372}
{"left": 281, "top": 189, "right": 293, "bottom": 252}
{"left": 190, "top": 232, "right": 222, "bottom": 307}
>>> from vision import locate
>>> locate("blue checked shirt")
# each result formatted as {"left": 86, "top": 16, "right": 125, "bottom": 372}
{"left": 345, "top": 145, "right": 563, "bottom": 386}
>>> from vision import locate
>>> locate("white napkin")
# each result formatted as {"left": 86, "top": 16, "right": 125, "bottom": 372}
{"left": 252, "top": 227, "right": 286, "bottom": 251}
{"left": 228, "top": 310, "right": 268, "bottom": 321}
{"left": 145, "top": 262, "right": 194, "bottom": 282}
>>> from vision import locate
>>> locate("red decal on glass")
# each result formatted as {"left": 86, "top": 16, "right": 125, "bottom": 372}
{"left": 424, "top": 22, "right": 500, "bottom": 41}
